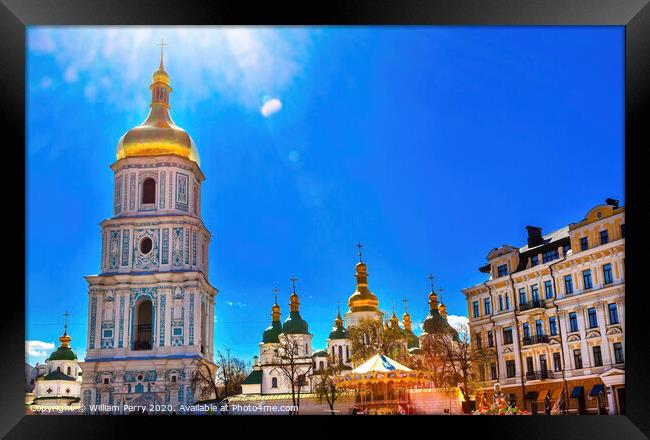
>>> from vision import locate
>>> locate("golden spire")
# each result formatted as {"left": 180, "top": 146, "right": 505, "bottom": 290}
{"left": 289, "top": 276, "right": 300, "bottom": 312}
{"left": 271, "top": 288, "right": 281, "bottom": 321}
{"left": 390, "top": 307, "right": 399, "bottom": 329}
{"left": 347, "top": 243, "right": 379, "bottom": 313}
{"left": 116, "top": 40, "right": 201, "bottom": 165}
{"left": 59, "top": 311, "right": 72, "bottom": 348}
{"left": 427, "top": 274, "right": 439, "bottom": 310}
{"left": 334, "top": 301, "right": 344, "bottom": 327}
{"left": 438, "top": 287, "right": 448, "bottom": 319}
{"left": 402, "top": 298, "right": 412, "bottom": 331}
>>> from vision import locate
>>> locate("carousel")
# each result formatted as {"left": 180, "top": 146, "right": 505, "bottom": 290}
{"left": 336, "top": 353, "right": 432, "bottom": 415}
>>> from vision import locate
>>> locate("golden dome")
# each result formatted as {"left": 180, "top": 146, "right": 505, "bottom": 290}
{"left": 289, "top": 291, "right": 300, "bottom": 313}
{"left": 438, "top": 302, "right": 448, "bottom": 319}
{"left": 271, "top": 297, "right": 281, "bottom": 322}
{"left": 347, "top": 257, "right": 379, "bottom": 313}
{"left": 59, "top": 330, "right": 71, "bottom": 348}
{"left": 116, "top": 50, "right": 200, "bottom": 165}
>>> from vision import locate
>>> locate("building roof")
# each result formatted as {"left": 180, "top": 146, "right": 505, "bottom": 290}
{"left": 262, "top": 321, "right": 283, "bottom": 344}
{"left": 43, "top": 370, "right": 77, "bottom": 381}
{"left": 312, "top": 349, "right": 328, "bottom": 358}
{"left": 282, "top": 311, "right": 310, "bottom": 335}
{"left": 242, "top": 370, "right": 263, "bottom": 385}
{"left": 351, "top": 354, "right": 412, "bottom": 374}
{"left": 46, "top": 346, "right": 78, "bottom": 361}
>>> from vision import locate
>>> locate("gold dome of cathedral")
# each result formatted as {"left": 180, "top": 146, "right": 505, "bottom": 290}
{"left": 116, "top": 47, "right": 200, "bottom": 165}
{"left": 347, "top": 260, "right": 380, "bottom": 313}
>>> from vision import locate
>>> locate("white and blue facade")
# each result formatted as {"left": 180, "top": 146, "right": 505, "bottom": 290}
{"left": 79, "top": 150, "right": 218, "bottom": 414}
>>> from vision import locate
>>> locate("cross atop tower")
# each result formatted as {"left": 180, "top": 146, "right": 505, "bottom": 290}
{"left": 289, "top": 276, "right": 298, "bottom": 293}
{"left": 157, "top": 38, "right": 168, "bottom": 68}
{"left": 63, "top": 311, "right": 70, "bottom": 333}
{"left": 427, "top": 274, "right": 435, "bottom": 292}
{"left": 403, "top": 297, "right": 409, "bottom": 313}
{"left": 438, "top": 287, "right": 445, "bottom": 304}
{"left": 273, "top": 288, "right": 279, "bottom": 304}
{"left": 357, "top": 242, "right": 364, "bottom": 262}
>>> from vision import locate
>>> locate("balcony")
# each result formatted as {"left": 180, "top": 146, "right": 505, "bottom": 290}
{"left": 518, "top": 300, "right": 546, "bottom": 312}
{"left": 525, "top": 370, "right": 553, "bottom": 381}
{"left": 522, "top": 335, "right": 549, "bottom": 346}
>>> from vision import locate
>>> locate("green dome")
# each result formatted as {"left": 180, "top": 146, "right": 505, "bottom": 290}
{"left": 403, "top": 328, "right": 420, "bottom": 349}
{"left": 312, "top": 349, "right": 328, "bottom": 357}
{"left": 282, "top": 311, "right": 310, "bottom": 335}
{"left": 422, "top": 308, "right": 460, "bottom": 342}
{"left": 46, "top": 346, "right": 78, "bottom": 361}
{"left": 328, "top": 324, "right": 349, "bottom": 340}
{"left": 262, "top": 320, "right": 283, "bottom": 344}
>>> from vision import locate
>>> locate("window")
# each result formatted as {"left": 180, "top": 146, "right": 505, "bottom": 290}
{"left": 603, "top": 263, "right": 613, "bottom": 284}
{"left": 346, "top": 346, "right": 349, "bottom": 361}
{"left": 574, "top": 349, "right": 583, "bottom": 369}
{"left": 319, "top": 361, "right": 324, "bottom": 370}
{"left": 67, "top": 366, "right": 72, "bottom": 376}
{"left": 142, "top": 178, "right": 156, "bottom": 204}
{"left": 608, "top": 303, "right": 619, "bottom": 324}
{"left": 620, "top": 224, "right": 625, "bottom": 239}
{"left": 522, "top": 323, "right": 530, "bottom": 339}
{"left": 614, "top": 342, "right": 624, "bottom": 364}
{"left": 506, "top": 360, "right": 516, "bottom": 378}
{"left": 133, "top": 299, "right": 153, "bottom": 350}
{"left": 503, "top": 327, "right": 513, "bottom": 345}
{"left": 549, "top": 317, "right": 557, "bottom": 336}
{"left": 544, "top": 280, "right": 554, "bottom": 299}
{"left": 580, "top": 237, "right": 589, "bottom": 251}
{"left": 478, "top": 364, "right": 485, "bottom": 381}
{"left": 508, "top": 393, "right": 517, "bottom": 407}
{"left": 475, "top": 332, "right": 482, "bottom": 349}
{"left": 563, "top": 244, "right": 571, "bottom": 255}
{"left": 535, "top": 320, "right": 544, "bottom": 336}
{"left": 600, "top": 229, "right": 609, "bottom": 245}
{"left": 553, "top": 352, "right": 562, "bottom": 372}
{"left": 497, "top": 264, "right": 508, "bottom": 277}
{"left": 338, "top": 345, "right": 343, "bottom": 360}
{"left": 499, "top": 295, "right": 503, "bottom": 311}
{"left": 487, "top": 330, "right": 494, "bottom": 348}
{"left": 569, "top": 312, "right": 578, "bottom": 332}
{"left": 505, "top": 294, "right": 510, "bottom": 310}
{"left": 531, "top": 255, "right": 539, "bottom": 267}
{"left": 588, "top": 307, "right": 598, "bottom": 328}
{"left": 519, "top": 288, "right": 527, "bottom": 305}
{"left": 483, "top": 298, "right": 491, "bottom": 315}
{"left": 173, "top": 327, "right": 183, "bottom": 336}
{"left": 543, "top": 249, "right": 559, "bottom": 263}
{"left": 472, "top": 301, "right": 479, "bottom": 318}
{"left": 271, "top": 377, "right": 278, "bottom": 388}
{"left": 531, "top": 285, "right": 539, "bottom": 302}
{"left": 171, "top": 376, "right": 177, "bottom": 383}
{"left": 583, "top": 269, "right": 592, "bottom": 290}
{"left": 593, "top": 346, "right": 603, "bottom": 367}
{"left": 490, "top": 363, "right": 497, "bottom": 380}
{"left": 102, "top": 329, "right": 113, "bottom": 339}
{"left": 564, "top": 275, "right": 574, "bottom": 295}
{"left": 526, "top": 356, "right": 534, "bottom": 374}
{"left": 140, "top": 237, "right": 153, "bottom": 255}
{"left": 103, "top": 378, "right": 109, "bottom": 385}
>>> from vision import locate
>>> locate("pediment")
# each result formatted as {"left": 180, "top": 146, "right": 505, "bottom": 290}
{"left": 586, "top": 330, "right": 601, "bottom": 339}
{"left": 567, "top": 334, "right": 581, "bottom": 343}
{"left": 606, "top": 327, "right": 622, "bottom": 335}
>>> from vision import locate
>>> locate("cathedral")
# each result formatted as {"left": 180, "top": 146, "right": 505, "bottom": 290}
{"left": 241, "top": 249, "right": 460, "bottom": 396}
{"left": 78, "top": 47, "right": 217, "bottom": 413}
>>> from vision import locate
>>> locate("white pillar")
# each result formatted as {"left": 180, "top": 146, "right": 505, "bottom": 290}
{"left": 596, "top": 302, "right": 611, "bottom": 366}
{"left": 607, "top": 386, "right": 616, "bottom": 415}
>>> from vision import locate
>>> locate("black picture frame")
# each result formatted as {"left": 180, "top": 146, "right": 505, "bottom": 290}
{"left": 2, "top": 0, "right": 648, "bottom": 438}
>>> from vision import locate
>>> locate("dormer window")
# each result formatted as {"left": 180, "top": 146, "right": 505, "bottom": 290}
{"left": 497, "top": 264, "right": 508, "bottom": 277}
{"left": 531, "top": 255, "right": 539, "bottom": 267}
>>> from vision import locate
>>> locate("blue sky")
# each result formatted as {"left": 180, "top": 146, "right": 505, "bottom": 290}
{"left": 26, "top": 26, "right": 624, "bottom": 365}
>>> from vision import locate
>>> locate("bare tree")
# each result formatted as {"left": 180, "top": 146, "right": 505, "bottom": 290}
{"left": 189, "top": 357, "right": 220, "bottom": 402}
{"left": 435, "top": 323, "right": 489, "bottom": 404}
{"left": 313, "top": 355, "right": 346, "bottom": 415}
{"left": 272, "top": 335, "right": 313, "bottom": 414}
{"left": 411, "top": 332, "right": 453, "bottom": 388}
{"left": 348, "top": 318, "right": 407, "bottom": 363}
{"left": 215, "top": 348, "right": 250, "bottom": 398}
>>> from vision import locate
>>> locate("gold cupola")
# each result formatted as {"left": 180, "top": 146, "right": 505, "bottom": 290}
{"left": 116, "top": 42, "right": 200, "bottom": 165}
{"left": 271, "top": 296, "right": 281, "bottom": 322}
{"left": 390, "top": 309, "right": 400, "bottom": 329}
{"left": 347, "top": 244, "right": 380, "bottom": 313}
{"left": 402, "top": 307, "right": 413, "bottom": 331}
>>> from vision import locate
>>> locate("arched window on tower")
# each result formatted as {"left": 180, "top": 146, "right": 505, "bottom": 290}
{"left": 338, "top": 345, "right": 343, "bottom": 361}
{"left": 142, "top": 178, "right": 156, "bottom": 204}
{"left": 133, "top": 299, "right": 153, "bottom": 350}
{"left": 67, "top": 366, "right": 71, "bottom": 376}
{"left": 271, "top": 377, "right": 278, "bottom": 388}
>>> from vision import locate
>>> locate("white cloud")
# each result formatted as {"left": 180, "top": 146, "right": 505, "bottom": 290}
{"left": 260, "top": 98, "right": 282, "bottom": 117}
{"left": 226, "top": 301, "right": 247, "bottom": 308}
{"left": 26, "top": 340, "right": 54, "bottom": 359}
{"left": 446, "top": 315, "right": 469, "bottom": 333}
{"left": 27, "top": 27, "right": 311, "bottom": 111}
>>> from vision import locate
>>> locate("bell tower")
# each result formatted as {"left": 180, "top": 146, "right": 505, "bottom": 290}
{"left": 80, "top": 43, "right": 218, "bottom": 413}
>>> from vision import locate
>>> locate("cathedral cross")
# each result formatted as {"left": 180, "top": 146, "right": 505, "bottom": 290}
{"left": 63, "top": 310, "right": 70, "bottom": 332}
{"left": 289, "top": 276, "right": 298, "bottom": 293}
{"left": 357, "top": 242, "right": 364, "bottom": 262}
{"left": 427, "top": 274, "right": 435, "bottom": 292}
{"left": 157, "top": 38, "right": 168, "bottom": 66}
